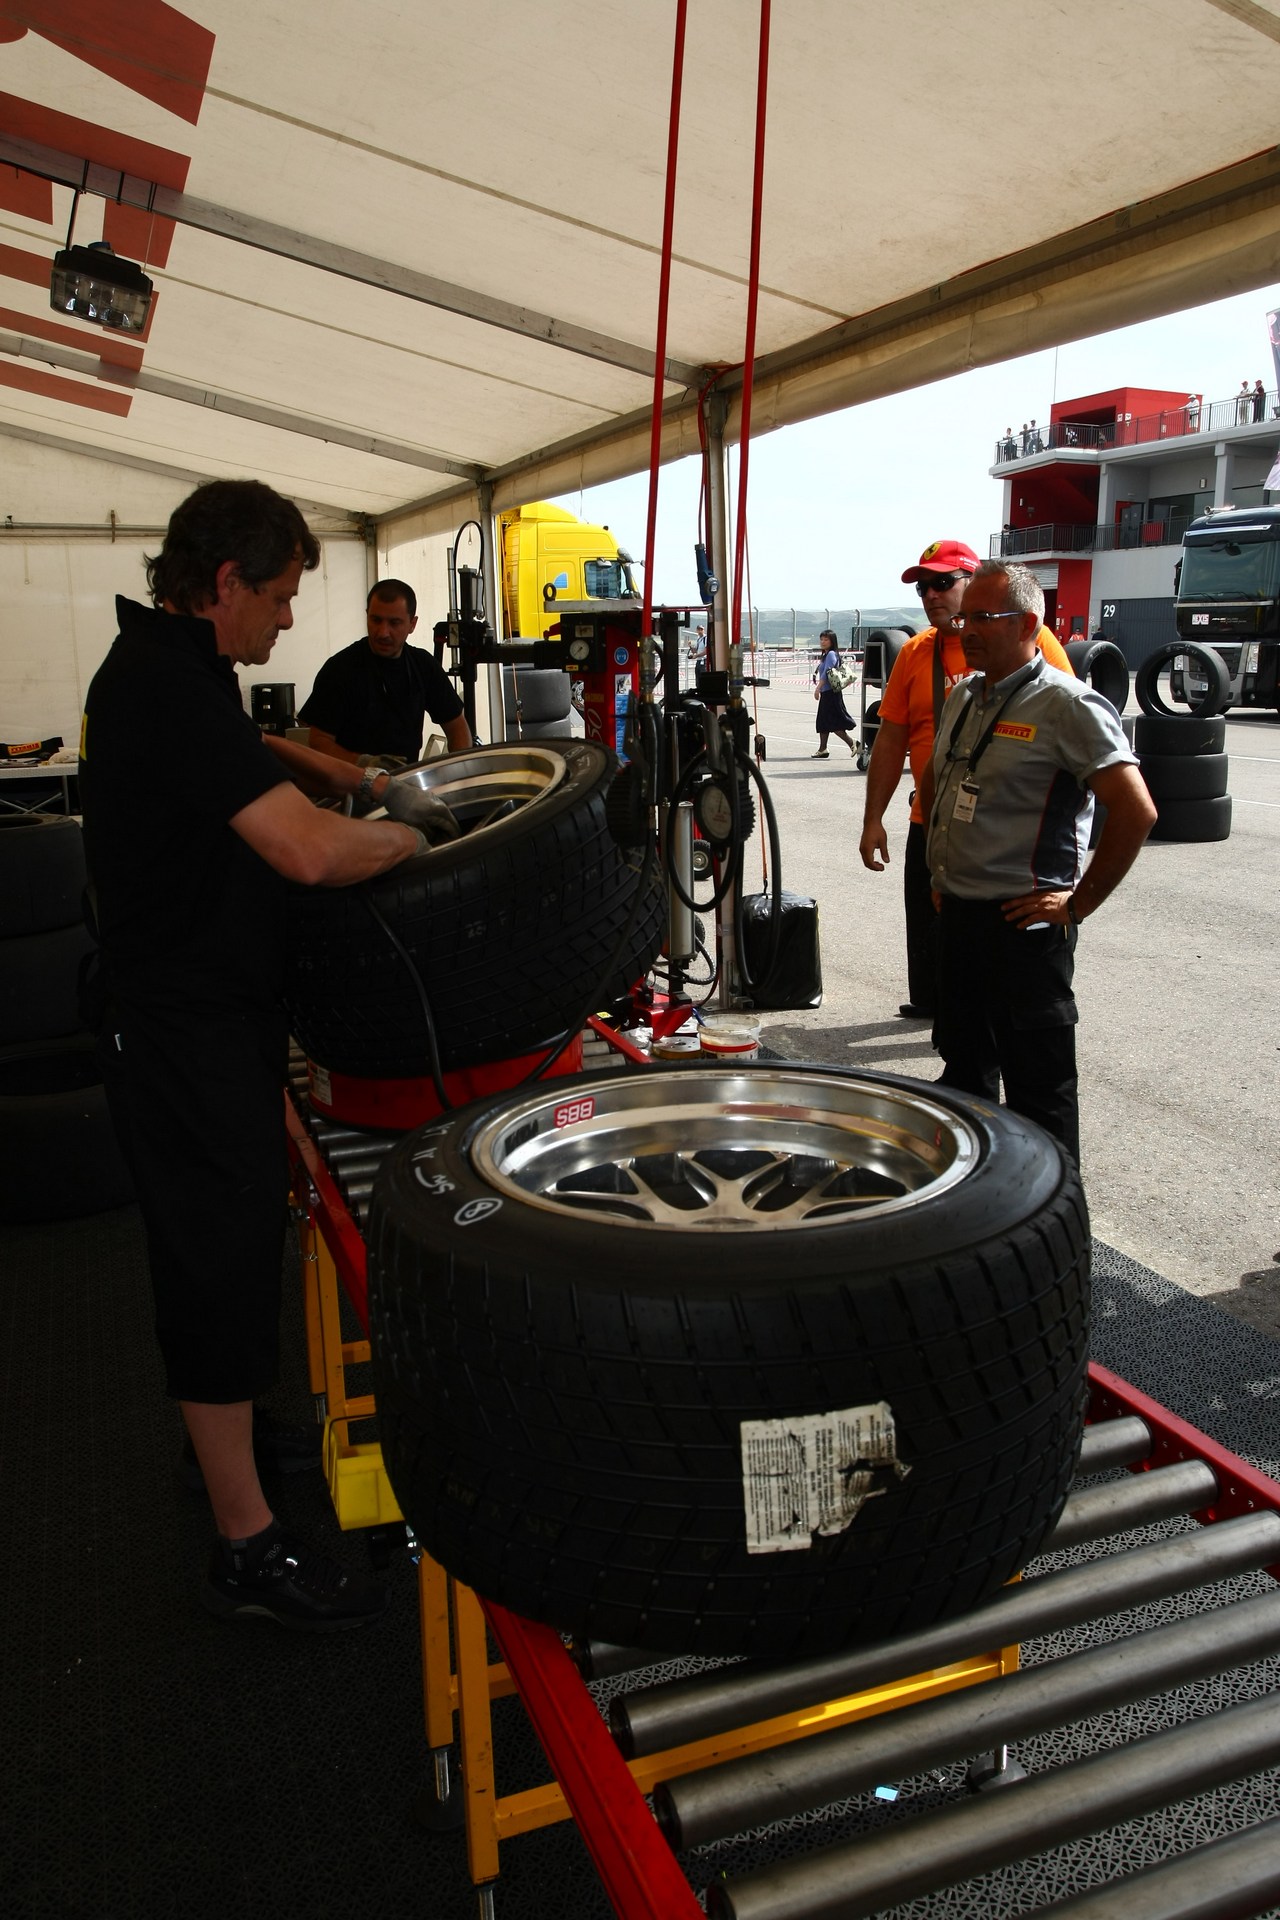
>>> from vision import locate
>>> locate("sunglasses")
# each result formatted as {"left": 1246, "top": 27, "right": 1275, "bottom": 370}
{"left": 953, "top": 610, "right": 1022, "bottom": 629}
{"left": 914, "top": 572, "right": 965, "bottom": 595}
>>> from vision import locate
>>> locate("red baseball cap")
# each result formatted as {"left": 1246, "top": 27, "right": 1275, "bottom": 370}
{"left": 900, "top": 539, "right": 980, "bottom": 584}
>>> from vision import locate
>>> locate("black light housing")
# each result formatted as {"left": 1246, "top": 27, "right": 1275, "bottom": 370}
{"left": 50, "top": 238, "right": 154, "bottom": 333}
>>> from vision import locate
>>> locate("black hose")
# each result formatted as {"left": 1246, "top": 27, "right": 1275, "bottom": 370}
{"left": 731, "top": 746, "right": 783, "bottom": 996}
{"left": 359, "top": 890, "right": 453, "bottom": 1113}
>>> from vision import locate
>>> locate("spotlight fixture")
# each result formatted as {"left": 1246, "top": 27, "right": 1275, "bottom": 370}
{"left": 50, "top": 237, "right": 154, "bottom": 333}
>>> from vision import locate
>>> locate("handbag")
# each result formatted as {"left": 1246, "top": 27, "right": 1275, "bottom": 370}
{"left": 827, "top": 663, "right": 855, "bottom": 691}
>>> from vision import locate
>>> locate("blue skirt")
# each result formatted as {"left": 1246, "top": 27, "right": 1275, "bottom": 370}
{"left": 816, "top": 687, "right": 854, "bottom": 731}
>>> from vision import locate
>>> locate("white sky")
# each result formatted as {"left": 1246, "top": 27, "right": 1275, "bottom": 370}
{"left": 556, "top": 280, "right": 1280, "bottom": 612}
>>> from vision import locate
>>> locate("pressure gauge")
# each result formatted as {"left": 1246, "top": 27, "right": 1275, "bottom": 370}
{"left": 567, "top": 636, "right": 592, "bottom": 664}
{"left": 694, "top": 777, "right": 734, "bottom": 847}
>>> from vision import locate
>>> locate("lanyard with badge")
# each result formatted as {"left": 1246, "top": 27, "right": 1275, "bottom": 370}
{"left": 940, "top": 655, "right": 1043, "bottom": 823}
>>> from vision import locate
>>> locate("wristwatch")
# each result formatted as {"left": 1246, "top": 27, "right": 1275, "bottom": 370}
{"left": 1066, "top": 894, "right": 1082, "bottom": 926}
{"left": 357, "top": 765, "right": 386, "bottom": 803}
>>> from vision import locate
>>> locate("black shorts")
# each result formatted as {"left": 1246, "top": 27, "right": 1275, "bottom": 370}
{"left": 99, "top": 998, "right": 289, "bottom": 1402}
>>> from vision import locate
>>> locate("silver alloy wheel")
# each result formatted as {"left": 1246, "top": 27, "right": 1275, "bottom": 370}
{"left": 468, "top": 1067, "right": 980, "bottom": 1230}
{"left": 373, "top": 745, "right": 567, "bottom": 836}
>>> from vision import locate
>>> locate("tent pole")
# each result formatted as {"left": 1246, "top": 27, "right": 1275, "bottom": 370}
{"left": 703, "top": 393, "right": 739, "bottom": 1009}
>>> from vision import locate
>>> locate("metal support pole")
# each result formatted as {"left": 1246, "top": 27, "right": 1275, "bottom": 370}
{"left": 703, "top": 392, "right": 739, "bottom": 1008}
{"left": 659, "top": 1589, "right": 1280, "bottom": 1851}
{"left": 611, "top": 1509, "right": 1280, "bottom": 1760}
{"left": 707, "top": 1691, "right": 1280, "bottom": 1920}
{"left": 478, "top": 481, "right": 504, "bottom": 745}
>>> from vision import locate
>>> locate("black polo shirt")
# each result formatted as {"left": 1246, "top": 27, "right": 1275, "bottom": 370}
{"left": 79, "top": 596, "right": 291, "bottom": 1011}
{"left": 298, "top": 637, "right": 463, "bottom": 761}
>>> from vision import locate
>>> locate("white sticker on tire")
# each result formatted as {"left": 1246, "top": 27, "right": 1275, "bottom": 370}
{"left": 308, "top": 1062, "right": 332, "bottom": 1105}
{"left": 740, "top": 1401, "right": 910, "bottom": 1554}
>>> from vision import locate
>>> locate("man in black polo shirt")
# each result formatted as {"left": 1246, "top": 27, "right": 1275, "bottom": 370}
{"left": 80, "top": 480, "right": 454, "bottom": 1634}
{"left": 299, "top": 578, "right": 472, "bottom": 765}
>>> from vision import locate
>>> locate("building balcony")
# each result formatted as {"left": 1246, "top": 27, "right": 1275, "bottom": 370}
{"left": 990, "top": 517, "right": 1191, "bottom": 561}
{"left": 993, "top": 385, "right": 1280, "bottom": 465}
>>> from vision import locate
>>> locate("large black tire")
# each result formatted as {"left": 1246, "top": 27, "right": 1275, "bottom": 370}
{"left": 1132, "top": 712, "right": 1227, "bottom": 756}
{"left": 0, "top": 921, "right": 94, "bottom": 1046}
{"left": 1135, "top": 642, "right": 1231, "bottom": 719}
{"left": 0, "top": 1035, "right": 133, "bottom": 1222}
{"left": 368, "top": 1063, "right": 1090, "bottom": 1660}
{"left": 1139, "top": 751, "right": 1229, "bottom": 802}
{"left": 0, "top": 813, "right": 86, "bottom": 936}
{"left": 1064, "top": 637, "right": 1129, "bottom": 713}
{"left": 284, "top": 742, "right": 666, "bottom": 1077}
{"left": 863, "top": 630, "right": 904, "bottom": 688}
{"left": 1149, "top": 794, "right": 1233, "bottom": 843}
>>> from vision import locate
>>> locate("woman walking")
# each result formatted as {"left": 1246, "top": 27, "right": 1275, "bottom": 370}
{"left": 812, "top": 628, "right": 856, "bottom": 757}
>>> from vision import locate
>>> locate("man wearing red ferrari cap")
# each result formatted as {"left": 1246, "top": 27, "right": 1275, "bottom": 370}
{"left": 858, "top": 539, "right": 1070, "bottom": 1018}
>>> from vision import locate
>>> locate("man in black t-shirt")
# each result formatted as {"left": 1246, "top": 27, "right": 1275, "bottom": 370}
{"left": 80, "top": 481, "right": 456, "bottom": 1637}
{"left": 299, "top": 579, "right": 472, "bottom": 765}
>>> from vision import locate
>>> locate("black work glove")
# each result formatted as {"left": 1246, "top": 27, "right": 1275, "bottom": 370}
{"left": 356, "top": 752, "right": 409, "bottom": 772}
{"left": 382, "top": 781, "right": 461, "bottom": 843}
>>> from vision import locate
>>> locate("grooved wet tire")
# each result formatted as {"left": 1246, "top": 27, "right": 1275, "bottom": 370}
{"left": 284, "top": 742, "right": 666, "bottom": 1076}
{"left": 1149, "top": 794, "right": 1233, "bottom": 843}
{"left": 1136, "top": 641, "right": 1230, "bottom": 719}
{"left": 368, "top": 1063, "right": 1091, "bottom": 1659}
{"left": 1132, "top": 712, "right": 1227, "bottom": 756}
{"left": 1139, "top": 751, "right": 1229, "bottom": 802}
{"left": 0, "top": 921, "right": 94, "bottom": 1045}
{"left": 0, "top": 1034, "right": 133, "bottom": 1222}
{"left": 1065, "top": 638, "right": 1129, "bottom": 713}
{"left": 0, "top": 813, "right": 86, "bottom": 936}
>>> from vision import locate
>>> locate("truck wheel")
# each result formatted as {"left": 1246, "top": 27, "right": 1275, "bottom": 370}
{"left": 0, "top": 1034, "right": 133, "bottom": 1222}
{"left": 1064, "top": 638, "right": 1129, "bottom": 713}
{"left": 1149, "top": 794, "right": 1233, "bottom": 843}
{"left": 368, "top": 1063, "right": 1090, "bottom": 1660}
{"left": 1135, "top": 642, "right": 1230, "bottom": 719}
{"left": 1138, "top": 751, "right": 1229, "bottom": 802}
{"left": 1132, "top": 713, "right": 1226, "bottom": 756}
{"left": 284, "top": 742, "right": 665, "bottom": 1077}
{"left": 0, "top": 813, "right": 86, "bottom": 937}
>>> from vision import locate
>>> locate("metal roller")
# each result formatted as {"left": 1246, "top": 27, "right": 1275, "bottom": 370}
{"left": 706, "top": 1691, "right": 1280, "bottom": 1920}
{"left": 567, "top": 1640, "right": 671, "bottom": 1683}
{"left": 658, "top": 1587, "right": 1280, "bottom": 1851}
{"left": 1026, "top": 1812, "right": 1280, "bottom": 1918}
{"left": 1042, "top": 1458, "right": 1218, "bottom": 1552}
{"left": 611, "top": 1509, "right": 1280, "bottom": 1760}
{"left": 1076, "top": 1415, "right": 1152, "bottom": 1474}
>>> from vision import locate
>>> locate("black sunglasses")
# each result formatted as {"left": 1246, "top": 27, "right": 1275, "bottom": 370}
{"left": 914, "top": 572, "right": 964, "bottom": 595}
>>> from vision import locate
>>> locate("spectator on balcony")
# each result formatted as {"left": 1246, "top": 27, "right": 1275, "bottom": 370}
{"left": 1000, "top": 427, "right": 1017, "bottom": 460}
{"left": 1253, "top": 379, "right": 1267, "bottom": 422}
{"left": 1029, "top": 419, "right": 1044, "bottom": 453}
{"left": 1185, "top": 394, "right": 1200, "bottom": 432}
{"left": 1237, "top": 380, "right": 1252, "bottom": 424}
{"left": 858, "top": 540, "right": 1070, "bottom": 1021}
{"left": 1019, "top": 422, "right": 1031, "bottom": 454}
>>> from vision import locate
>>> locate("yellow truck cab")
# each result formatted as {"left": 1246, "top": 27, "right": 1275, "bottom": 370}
{"left": 500, "top": 502, "right": 639, "bottom": 638}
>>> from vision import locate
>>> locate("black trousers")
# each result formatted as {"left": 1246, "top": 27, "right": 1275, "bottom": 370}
{"left": 903, "top": 820, "right": 938, "bottom": 1014}
{"left": 99, "top": 998, "right": 289, "bottom": 1402}
{"left": 934, "top": 895, "right": 1080, "bottom": 1163}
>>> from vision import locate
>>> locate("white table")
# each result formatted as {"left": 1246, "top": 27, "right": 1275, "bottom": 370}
{"left": 0, "top": 761, "right": 78, "bottom": 815}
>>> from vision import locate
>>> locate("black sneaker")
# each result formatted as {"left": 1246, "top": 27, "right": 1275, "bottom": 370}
{"left": 201, "top": 1524, "right": 388, "bottom": 1632}
{"left": 180, "top": 1405, "right": 323, "bottom": 1491}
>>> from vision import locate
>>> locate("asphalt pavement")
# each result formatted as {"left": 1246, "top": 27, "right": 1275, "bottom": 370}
{"left": 733, "top": 650, "right": 1280, "bottom": 1337}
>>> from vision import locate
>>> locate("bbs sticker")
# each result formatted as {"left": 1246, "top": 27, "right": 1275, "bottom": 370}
{"left": 455, "top": 1198, "right": 502, "bottom": 1227}
{"left": 553, "top": 1096, "right": 596, "bottom": 1129}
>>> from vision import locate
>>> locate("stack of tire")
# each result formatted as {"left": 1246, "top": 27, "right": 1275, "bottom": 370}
{"left": 1065, "top": 635, "right": 1131, "bottom": 848}
{"left": 501, "top": 664, "right": 572, "bottom": 740}
{"left": 0, "top": 814, "right": 132, "bottom": 1223}
{"left": 1132, "top": 641, "right": 1232, "bottom": 844}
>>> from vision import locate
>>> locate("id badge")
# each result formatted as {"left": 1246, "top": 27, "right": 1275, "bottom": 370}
{"left": 952, "top": 779, "right": 979, "bottom": 823}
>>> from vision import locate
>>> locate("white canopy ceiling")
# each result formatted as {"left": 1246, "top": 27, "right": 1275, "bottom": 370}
{"left": 3, "top": 0, "right": 1280, "bottom": 538}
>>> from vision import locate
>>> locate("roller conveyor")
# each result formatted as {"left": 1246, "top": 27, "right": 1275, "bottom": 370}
{"left": 282, "top": 1059, "right": 1280, "bottom": 1920}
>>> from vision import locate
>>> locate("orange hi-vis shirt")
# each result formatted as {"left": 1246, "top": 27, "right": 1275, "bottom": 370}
{"left": 880, "top": 624, "right": 1072, "bottom": 823}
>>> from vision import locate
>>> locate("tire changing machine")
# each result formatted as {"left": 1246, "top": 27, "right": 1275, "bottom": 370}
{"left": 284, "top": 1051, "right": 1280, "bottom": 1920}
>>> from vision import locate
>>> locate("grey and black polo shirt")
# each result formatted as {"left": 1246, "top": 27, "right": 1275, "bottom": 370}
{"left": 927, "top": 655, "right": 1136, "bottom": 900}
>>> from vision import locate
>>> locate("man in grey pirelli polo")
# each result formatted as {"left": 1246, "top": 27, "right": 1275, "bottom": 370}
{"left": 919, "top": 561, "right": 1156, "bottom": 1162}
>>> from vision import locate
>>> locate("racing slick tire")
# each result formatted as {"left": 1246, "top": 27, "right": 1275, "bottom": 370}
{"left": 1148, "top": 794, "right": 1233, "bottom": 843}
{"left": 284, "top": 742, "right": 666, "bottom": 1078}
{"left": 1135, "top": 642, "right": 1231, "bottom": 720}
{"left": 0, "top": 1034, "right": 132, "bottom": 1222}
{"left": 0, "top": 812, "right": 86, "bottom": 937}
{"left": 1065, "top": 638, "right": 1130, "bottom": 713}
{"left": 1138, "top": 751, "right": 1229, "bottom": 802}
{"left": 1132, "top": 713, "right": 1227, "bottom": 757}
{"left": 368, "top": 1062, "right": 1091, "bottom": 1660}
